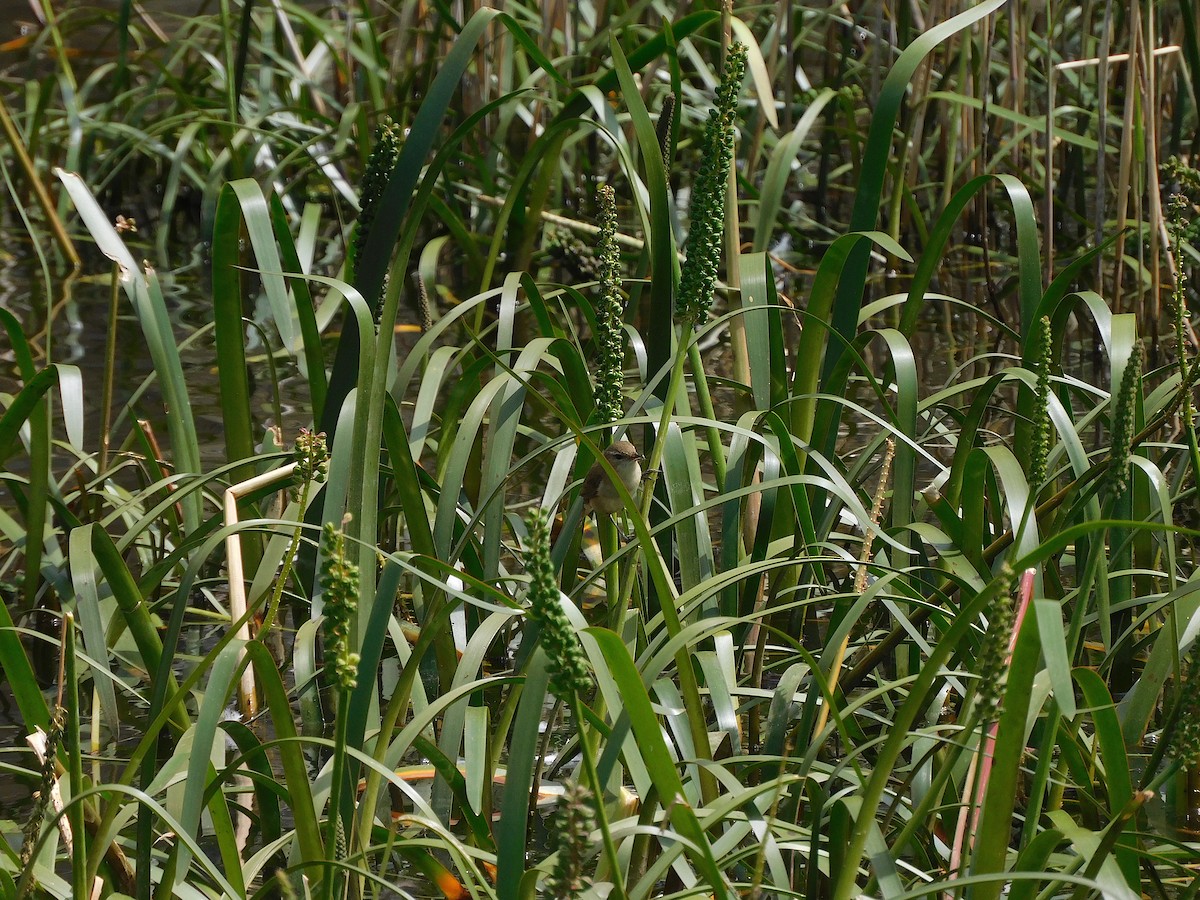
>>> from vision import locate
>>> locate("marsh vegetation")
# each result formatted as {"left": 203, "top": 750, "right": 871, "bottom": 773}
{"left": 1, "top": 1, "right": 1200, "bottom": 898}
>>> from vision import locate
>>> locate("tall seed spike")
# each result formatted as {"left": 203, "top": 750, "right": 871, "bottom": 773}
{"left": 675, "top": 43, "right": 747, "bottom": 325}
{"left": 656, "top": 92, "right": 677, "bottom": 173}
{"left": 1029, "top": 316, "right": 1053, "bottom": 490}
{"left": 593, "top": 184, "right": 626, "bottom": 428}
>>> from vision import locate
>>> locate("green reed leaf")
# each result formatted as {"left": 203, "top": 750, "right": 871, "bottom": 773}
{"left": 57, "top": 169, "right": 202, "bottom": 532}
{"left": 1073, "top": 668, "right": 1138, "bottom": 889}
{"left": 588, "top": 627, "right": 732, "bottom": 900}
{"left": 496, "top": 650, "right": 550, "bottom": 900}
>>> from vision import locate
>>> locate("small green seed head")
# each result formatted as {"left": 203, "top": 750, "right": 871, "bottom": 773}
{"left": 356, "top": 121, "right": 403, "bottom": 320}
{"left": 417, "top": 275, "right": 434, "bottom": 333}
{"left": 593, "top": 185, "right": 626, "bottom": 428}
{"left": 20, "top": 707, "right": 65, "bottom": 873}
{"left": 544, "top": 781, "right": 597, "bottom": 898}
{"left": 1103, "top": 341, "right": 1143, "bottom": 501}
{"left": 524, "top": 508, "right": 590, "bottom": 699}
{"left": 675, "top": 43, "right": 747, "bottom": 325}
{"left": 1169, "top": 643, "right": 1200, "bottom": 768}
{"left": 1162, "top": 158, "right": 1200, "bottom": 247}
{"left": 1029, "top": 316, "right": 1053, "bottom": 489}
{"left": 320, "top": 518, "right": 361, "bottom": 692}
{"left": 974, "top": 566, "right": 1016, "bottom": 720}
{"left": 544, "top": 226, "right": 603, "bottom": 281}
{"left": 656, "top": 92, "right": 677, "bottom": 173}
{"left": 294, "top": 428, "right": 329, "bottom": 486}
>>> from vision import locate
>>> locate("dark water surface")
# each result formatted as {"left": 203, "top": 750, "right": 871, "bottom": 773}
{"left": 0, "top": 0, "right": 314, "bottom": 827}
{"left": 0, "top": 0, "right": 216, "bottom": 70}
{"left": 0, "top": 0, "right": 225, "bottom": 37}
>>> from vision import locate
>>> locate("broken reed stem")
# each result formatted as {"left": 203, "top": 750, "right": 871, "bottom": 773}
{"left": 812, "top": 438, "right": 894, "bottom": 740}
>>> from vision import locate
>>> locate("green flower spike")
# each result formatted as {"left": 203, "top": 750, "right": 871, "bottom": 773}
{"left": 545, "top": 226, "right": 603, "bottom": 281}
{"left": 593, "top": 184, "right": 626, "bottom": 428}
{"left": 1169, "top": 193, "right": 1193, "bottom": 389}
{"left": 544, "top": 781, "right": 597, "bottom": 898}
{"left": 524, "top": 508, "right": 590, "bottom": 698}
{"left": 1169, "top": 644, "right": 1200, "bottom": 767}
{"left": 656, "top": 92, "right": 677, "bottom": 172}
{"left": 975, "top": 567, "right": 1016, "bottom": 721}
{"left": 1028, "top": 316, "right": 1053, "bottom": 490}
{"left": 675, "top": 43, "right": 747, "bottom": 325}
{"left": 320, "top": 517, "right": 361, "bottom": 692}
{"left": 417, "top": 275, "right": 434, "bottom": 333}
{"left": 20, "top": 707, "right": 65, "bottom": 878}
{"left": 1163, "top": 158, "right": 1200, "bottom": 247}
{"left": 356, "top": 121, "right": 402, "bottom": 320}
{"left": 1103, "top": 341, "right": 1143, "bottom": 501}
{"left": 292, "top": 428, "right": 329, "bottom": 497}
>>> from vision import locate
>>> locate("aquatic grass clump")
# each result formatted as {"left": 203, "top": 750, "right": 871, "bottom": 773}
{"left": 7, "top": 2, "right": 1200, "bottom": 897}
{"left": 675, "top": 43, "right": 747, "bottom": 325}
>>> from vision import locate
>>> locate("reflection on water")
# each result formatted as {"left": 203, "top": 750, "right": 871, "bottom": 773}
{"left": 0, "top": 252, "right": 313, "bottom": 468}
{"left": 0, "top": 0, "right": 210, "bottom": 64}
{"left": 0, "top": 0, "right": 216, "bottom": 34}
{"left": 0, "top": 0, "right": 358, "bottom": 811}
{"left": 0, "top": 265, "right": 313, "bottom": 828}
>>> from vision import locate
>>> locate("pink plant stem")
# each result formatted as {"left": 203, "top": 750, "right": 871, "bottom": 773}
{"left": 947, "top": 569, "right": 1036, "bottom": 894}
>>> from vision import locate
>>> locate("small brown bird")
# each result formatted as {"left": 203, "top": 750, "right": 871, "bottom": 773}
{"left": 581, "top": 441, "right": 644, "bottom": 516}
